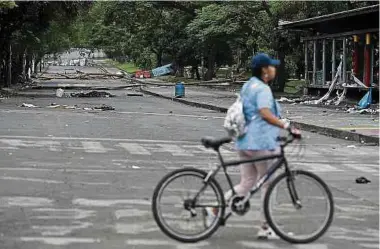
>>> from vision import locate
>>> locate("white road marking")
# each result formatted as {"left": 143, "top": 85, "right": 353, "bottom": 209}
{"left": 0, "top": 197, "right": 53, "bottom": 207}
{"left": 335, "top": 204, "right": 379, "bottom": 214}
{"left": 0, "top": 175, "right": 110, "bottom": 186}
{"left": 0, "top": 176, "right": 63, "bottom": 184}
{"left": 81, "top": 141, "right": 113, "bottom": 153}
{"left": 125, "top": 239, "right": 173, "bottom": 246}
{"left": 125, "top": 239, "right": 209, "bottom": 248}
{"left": 336, "top": 215, "right": 366, "bottom": 221}
{"left": 115, "top": 209, "right": 150, "bottom": 219}
{"left": 295, "top": 245, "right": 328, "bottom": 249}
{"left": 0, "top": 135, "right": 198, "bottom": 144}
{"left": 0, "top": 139, "right": 61, "bottom": 151}
{"left": 144, "top": 143, "right": 194, "bottom": 156}
{"left": 19, "top": 237, "right": 101, "bottom": 245}
{"left": 238, "top": 241, "right": 277, "bottom": 248}
{"left": 359, "top": 243, "right": 380, "bottom": 248}
{"left": 329, "top": 236, "right": 379, "bottom": 242}
{"left": 119, "top": 143, "right": 151, "bottom": 155}
{"left": 31, "top": 208, "right": 96, "bottom": 220}
{"left": 292, "top": 162, "right": 343, "bottom": 172}
{"left": 343, "top": 163, "right": 379, "bottom": 173}
{"left": 115, "top": 222, "right": 158, "bottom": 234}
{"left": 32, "top": 222, "right": 92, "bottom": 236}
{"left": 72, "top": 198, "right": 150, "bottom": 207}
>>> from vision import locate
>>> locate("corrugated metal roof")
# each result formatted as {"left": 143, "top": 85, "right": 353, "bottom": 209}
{"left": 279, "top": 4, "right": 379, "bottom": 33}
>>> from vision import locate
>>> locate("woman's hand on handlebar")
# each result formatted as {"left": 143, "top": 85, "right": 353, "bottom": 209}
{"left": 289, "top": 127, "right": 302, "bottom": 139}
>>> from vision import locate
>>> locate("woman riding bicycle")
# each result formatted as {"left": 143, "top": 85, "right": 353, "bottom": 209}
{"left": 205, "top": 53, "right": 300, "bottom": 239}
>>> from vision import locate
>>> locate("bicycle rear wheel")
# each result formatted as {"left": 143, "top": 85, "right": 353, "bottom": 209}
{"left": 264, "top": 170, "right": 334, "bottom": 243}
{"left": 152, "top": 168, "right": 225, "bottom": 243}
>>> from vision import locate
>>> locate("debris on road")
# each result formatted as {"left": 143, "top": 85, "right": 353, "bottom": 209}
{"left": 47, "top": 103, "right": 78, "bottom": 109}
{"left": 70, "top": 91, "right": 115, "bottom": 98}
{"left": 346, "top": 107, "right": 379, "bottom": 115}
{"left": 347, "top": 145, "right": 357, "bottom": 148}
{"left": 56, "top": 88, "right": 64, "bottom": 97}
{"left": 355, "top": 176, "right": 371, "bottom": 184}
{"left": 131, "top": 165, "right": 141, "bottom": 169}
{"left": 94, "top": 104, "right": 115, "bottom": 111}
{"left": 277, "top": 97, "right": 295, "bottom": 103}
{"left": 126, "top": 93, "right": 143, "bottom": 97}
{"left": 21, "top": 103, "right": 38, "bottom": 108}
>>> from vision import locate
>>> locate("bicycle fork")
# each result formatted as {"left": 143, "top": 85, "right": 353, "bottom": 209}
{"left": 285, "top": 162, "right": 302, "bottom": 209}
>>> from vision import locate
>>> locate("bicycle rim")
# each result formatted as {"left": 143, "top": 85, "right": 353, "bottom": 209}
{"left": 265, "top": 170, "right": 334, "bottom": 243}
{"left": 153, "top": 168, "right": 225, "bottom": 242}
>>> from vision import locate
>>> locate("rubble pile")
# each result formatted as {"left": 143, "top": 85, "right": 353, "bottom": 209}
{"left": 70, "top": 91, "right": 115, "bottom": 98}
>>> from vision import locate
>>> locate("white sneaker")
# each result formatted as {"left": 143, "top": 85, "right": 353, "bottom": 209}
{"left": 202, "top": 207, "right": 216, "bottom": 228}
{"left": 257, "top": 226, "right": 279, "bottom": 240}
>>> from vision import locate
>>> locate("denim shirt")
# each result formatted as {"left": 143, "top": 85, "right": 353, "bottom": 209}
{"left": 236, "top": 77, "right": 281, "bottom": 151}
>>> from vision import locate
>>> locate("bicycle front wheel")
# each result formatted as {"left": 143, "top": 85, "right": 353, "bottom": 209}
{"left": 264, "top": 170, "right": 334, "bottom": 243}
{"left": 152, "top": 168, "right": 225, "bottom": 243}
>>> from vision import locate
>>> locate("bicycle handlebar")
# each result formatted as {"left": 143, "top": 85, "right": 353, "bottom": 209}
{"left": 278, "top": 129, "right": 302, "bottom": 147}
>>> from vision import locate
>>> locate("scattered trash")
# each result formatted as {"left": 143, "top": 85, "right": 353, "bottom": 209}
{"left": 355, "top": 176, "right": 371, "bottom": 184}
{"left": 94, "top": 104, "right": 115, "bottom": 111}
{"left": 56, "top": 88, "right": 64, "bottom": 97}
{"left": 131, "top": 165, "right": 141, "bottom": 169}
{"left": 71, "top": 91, "right": 115, "bottom": 98}
{"left": 346, "top": 107, "right": 378, "bottom": 115}
{"left": 347, "top": 145, "right": 356, "bottom": 148}
{"left": 21, "top": 103, "right": 38, "bottom": 108}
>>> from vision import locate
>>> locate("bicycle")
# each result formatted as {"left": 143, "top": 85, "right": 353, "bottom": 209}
{"left": 152, "top": 131, "right": 334, "bottom": 243}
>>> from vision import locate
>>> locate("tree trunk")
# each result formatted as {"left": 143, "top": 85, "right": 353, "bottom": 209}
{"left": 204, "top": 46, "right": 216, "bottom": 81}
{"left": 156, "top": 51, "right": 163, "bottom": 67}
{"left": 276, "top": 51, "right": 286, "bottom": 92}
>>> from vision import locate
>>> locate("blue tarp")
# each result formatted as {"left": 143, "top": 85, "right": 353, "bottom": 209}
{"left": 151, "top": 64, "right": 172, "bottom": 77}
{"left": 357, "top": 88, "right": 372, "bottom": 109}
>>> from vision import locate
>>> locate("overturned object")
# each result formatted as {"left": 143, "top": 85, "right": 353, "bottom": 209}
{"left": 355, "top": 176, "right": 371, "bottom": 184}
{"left": 70, "top": 91, "right": 115, "bottom": 98}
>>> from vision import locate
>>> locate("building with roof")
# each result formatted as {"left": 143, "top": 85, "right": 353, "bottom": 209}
{"left": 280, "top": 5, "right": 379, "bottom": 97}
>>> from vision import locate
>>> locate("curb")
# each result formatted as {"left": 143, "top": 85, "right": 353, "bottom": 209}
{"left": 141, "top": 88, "right": 379, "bottom": 145}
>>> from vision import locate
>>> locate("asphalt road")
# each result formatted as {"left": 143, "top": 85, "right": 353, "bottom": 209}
{"left": 0, "top": 92, "right": 378, "bottom": 249}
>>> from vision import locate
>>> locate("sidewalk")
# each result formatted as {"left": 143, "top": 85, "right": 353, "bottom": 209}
{"left": 141, "top": 85, "right": 379, "bottom": 145}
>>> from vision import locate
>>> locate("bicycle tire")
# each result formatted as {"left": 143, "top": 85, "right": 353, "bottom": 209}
{"left": 264, "top": 170, "right": 334, "bottom": 243}
{"left": 152, "top": 167, "right": 225, "bottom": 243}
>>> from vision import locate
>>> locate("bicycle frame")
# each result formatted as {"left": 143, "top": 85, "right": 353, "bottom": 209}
{"left": 192, "top": 144, "right": 293, "bottom": 223}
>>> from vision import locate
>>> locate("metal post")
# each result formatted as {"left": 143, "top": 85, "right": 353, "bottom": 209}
{"left": 7, "top": 43, "right": 12, "bottom": 87}
{"left": 304, "top": 42, "right": 308, "bottom": 81}
{"left": 313, "top": 40, "right": 317, "bottom": 85}
{"left": 322, "top": 39, "right": 326, "bottom": 85}
{"left": 342, "top": 38, "right": 346, "bottom": 83}
{"left": 370, "top": 41, "right": 374, "bottom": 85}
{"left": 332, "top": 39, "right": 336, "bottom": 80}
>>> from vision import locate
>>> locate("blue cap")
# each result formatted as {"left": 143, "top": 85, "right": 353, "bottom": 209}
{"left": 251, "top": 53, "right": 280, "bottom": 69}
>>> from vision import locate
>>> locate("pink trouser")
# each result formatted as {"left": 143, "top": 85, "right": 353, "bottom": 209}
{"left": 224, "top": 149, "right": 280, "bottom": 223}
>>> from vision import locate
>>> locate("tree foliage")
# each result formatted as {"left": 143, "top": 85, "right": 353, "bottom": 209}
{"left": 1, "top": 1, "right": 377, "bottom": 90}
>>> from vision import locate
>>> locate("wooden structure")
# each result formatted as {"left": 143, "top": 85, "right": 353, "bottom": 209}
{"left": 280, "top": 5, "right": 379, "bottom": 93}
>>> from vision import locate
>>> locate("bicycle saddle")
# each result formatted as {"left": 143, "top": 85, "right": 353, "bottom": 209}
{"left": 201, "top": 136, "right": 232, "bottom": 150}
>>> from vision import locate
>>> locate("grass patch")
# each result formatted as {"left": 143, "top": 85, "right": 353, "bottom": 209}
{"left": 284, "top": 79, "right": 306, "bottom": 94}
{"left": 107, "top": 60, "right": 140, "bottom": 73}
